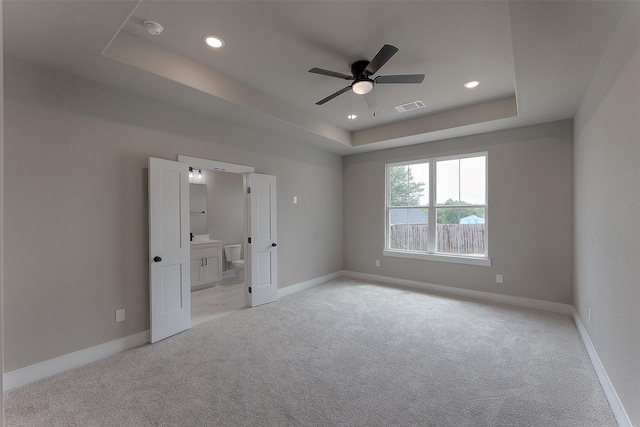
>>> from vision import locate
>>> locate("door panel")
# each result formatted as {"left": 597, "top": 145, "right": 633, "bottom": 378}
{"left": 190, "top": 257, "right": 203, "bottom": 288}
{"left": 149, "top": 157, "right": 191, "bottom": 343}
{"left": 161, "top": 264, "right": 183, "bottom": 312}
{"left": 248, "top": 173, "right": 278, "bottom": 307}
{"left": 203, "top": 254, "right": 222, "bottom": 283}
{"left": 160, "top": 171, "right": 182, "bottom": 248}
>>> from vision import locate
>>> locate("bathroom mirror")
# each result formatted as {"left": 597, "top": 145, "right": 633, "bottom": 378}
{"left": 189, "top": 183, "right": 207, "bottom": 235}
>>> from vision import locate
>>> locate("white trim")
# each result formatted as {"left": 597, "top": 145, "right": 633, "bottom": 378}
{"left": 3, "top": 275, "right": 632, "bottom": 427}
{"left": 177, "top": 155, "right": 255, "bottom": 174}
{"left": 385, "top": 152, "right": 489, "bottom": 260}
{"left": 277, "top": 271, "right": 343, "bottom": 299}
{"left": 2, "top": 270, "right": 342, "bottom": 392}
{"left": 3, "top": 330, "right": 149, "bottom": 391}
{"left": 572, "top": 308, "right": 633, "bottom": 427}
{"left": 343, "top": 270, "right": 572, "bottom": 314}
{"left": 383, "top": 249, "right": 491, "bottom": 266}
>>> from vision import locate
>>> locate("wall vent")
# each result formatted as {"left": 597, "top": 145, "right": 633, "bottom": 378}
{"left": 394, "top": 100, "right": 426, "bottom": 113}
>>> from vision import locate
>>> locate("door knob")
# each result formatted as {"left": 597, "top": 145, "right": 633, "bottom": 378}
{"left": 272, "top": 243, "right": 277, "bottom": 247}
{"left": 153, "top": 256, "right": 162, "bottom": 262}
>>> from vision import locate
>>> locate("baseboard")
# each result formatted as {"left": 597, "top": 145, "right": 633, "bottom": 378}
{"left": 572, "top": 308, "right": 633, "bottom": 427}
{"left": 342, "top": 271, "right": 632, "bottom": 425}
{"left": 3, "top": 330, "right": 149, "bottom": 391}
{"left": 278, "top": 271, "right": 344, "bottom": 299}
{"left": 343, "top": 270, "right": 573, "bottom": 315}
{"left": 3, "top": 272, "right": 342, "bottom": 392}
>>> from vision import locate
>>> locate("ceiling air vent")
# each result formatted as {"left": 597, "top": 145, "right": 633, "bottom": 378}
{"left": 394, "top": 100, "right": 425, "bottom": 113}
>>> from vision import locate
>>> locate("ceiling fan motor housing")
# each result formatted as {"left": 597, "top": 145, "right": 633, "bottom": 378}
{"left": 351, "top": 60, "right": 372, "bottom": 78}
{"left": 350, "top": 60, "right": 375, "bottom": 94}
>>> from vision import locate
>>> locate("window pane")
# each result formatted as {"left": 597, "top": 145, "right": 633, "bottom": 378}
{"left": 389, "top": 208, "right": 429, "bottom": 251}
{"left": 389, "top": 163, "right": 428, "bottom": 207}
{"left": 437, "top": 207, "right": 485, "bottom": 256}
{"left": 436, "top": 159, "right": 459, "bottom": 205}
{"left": 386, "top": 153, "right": 487, "bottom": 259}
{"left": 460, "top": 156, "right": 486, "bottom": 205}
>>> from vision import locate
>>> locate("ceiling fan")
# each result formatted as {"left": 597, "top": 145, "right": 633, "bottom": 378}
{"left": 309, "top": 44, "right": 425, "bottom": 105}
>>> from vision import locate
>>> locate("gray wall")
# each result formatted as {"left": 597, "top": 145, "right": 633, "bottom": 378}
{"left": 204, "top": 170, "right": 245, "bottom": 265}
{"left": 344, "top": 120, "right": 574, "bottom": 304}
{"left": 574, "top": 1, "right": 640, "bottom": 424}
{"left": 3, "top": 57, "right": 343, "bottom": 372}
{"left": 1, "top": 1, "right": 5, "bottom": 421}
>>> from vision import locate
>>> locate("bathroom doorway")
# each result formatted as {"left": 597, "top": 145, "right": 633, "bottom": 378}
{"left": 189, "top": 167, "right": 246, "bottom": 325}
{"left": 149, "top": 156, "right": 277, "bottom": 342}
{"left": 177, "top": 155, "right": 279, "bottom": 324}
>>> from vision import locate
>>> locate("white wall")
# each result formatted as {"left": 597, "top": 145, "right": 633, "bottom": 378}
{"left": 344, "top": 120, "right": 574, "bottom": 304}
{"left": 3, "top": 57, "right": 343, "bottom": 372}
{"left": 574, "top": 1, "right": 640, "bottom": 424}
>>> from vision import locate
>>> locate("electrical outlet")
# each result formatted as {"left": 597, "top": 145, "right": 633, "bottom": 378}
{"left": 293, "top": 196, "right": 298, "bottom": 204}
{"left": 496, "top": 274, "right": 503, "bottom": 283}
{"left": 375, "top": 260, "right": 380, "bottom": 267}
{"left": 588, "top": 308, "right": 592, "bottom": 323}
{"left": 116, "top": 309, "right": 126, "bottom": 323}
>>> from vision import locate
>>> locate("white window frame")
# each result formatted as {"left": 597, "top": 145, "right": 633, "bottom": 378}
{"left": 384, "top": 152, "right": 490, "bottom": 267}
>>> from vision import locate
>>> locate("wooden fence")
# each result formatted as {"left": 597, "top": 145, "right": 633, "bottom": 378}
{"left": 390, "top": 224, "right": 485, "bottom": 255}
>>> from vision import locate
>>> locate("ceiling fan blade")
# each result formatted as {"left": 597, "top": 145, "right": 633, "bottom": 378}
{"left": 375, "top": 74, "right": 425, "bottom": 84}
{"left": 364, "top": 44, "right": 399, "bottom": 75}
{"left": 309, "top": 68, "right": 354, "bottom": 80}
{"left": 316, "top": 86, "right": 352, "bottom": 105}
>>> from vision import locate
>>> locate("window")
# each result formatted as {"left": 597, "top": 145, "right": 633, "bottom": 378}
{"left": 385, "top": 153, "right": 489, "bottom": 266}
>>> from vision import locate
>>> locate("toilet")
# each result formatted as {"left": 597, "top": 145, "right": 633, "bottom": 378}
{"left": 223, "top": 244, "right": 244, "bottom": 280}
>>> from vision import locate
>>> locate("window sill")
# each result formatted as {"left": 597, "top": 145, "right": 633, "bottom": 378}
{"left": 383, "top": 250, "right": 492, "bottom": 267}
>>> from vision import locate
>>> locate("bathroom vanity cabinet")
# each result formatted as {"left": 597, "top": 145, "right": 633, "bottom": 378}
{"left": 190, "top": 240, "right": 223, "bottom": 289}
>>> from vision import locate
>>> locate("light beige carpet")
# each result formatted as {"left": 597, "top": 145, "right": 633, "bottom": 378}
{"left": 5, "top": 278, "right": 616, "bottom": 426}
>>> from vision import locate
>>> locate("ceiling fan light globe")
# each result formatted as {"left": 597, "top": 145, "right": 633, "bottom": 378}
{"left": 352, "top": 80, "right": 374, "bottom": 95}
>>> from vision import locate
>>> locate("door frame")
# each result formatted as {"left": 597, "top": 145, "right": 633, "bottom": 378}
{"left": 177, "top": 155, "right": 255, "bottom": 305}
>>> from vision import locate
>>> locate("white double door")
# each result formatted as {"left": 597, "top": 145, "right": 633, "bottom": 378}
{"left": 148, "top": 158, "right": 277, "bottom": 343}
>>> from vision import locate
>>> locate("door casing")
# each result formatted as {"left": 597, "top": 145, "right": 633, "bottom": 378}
{"left": 177, "top": 155, "right": 278, "bottom": 308}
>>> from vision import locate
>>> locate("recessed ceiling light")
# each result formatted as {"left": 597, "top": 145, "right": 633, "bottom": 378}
{"left": 464, "top": 80, "right": 479, "bottom": 89}
{"left": 143, "top": 20, "right": 163, "bottom": 36}
{"left": 347, "top": 114, "right": 357, "bottom": 120}
{"left": 204, "top": 35, "right": 225, "bottom": 49}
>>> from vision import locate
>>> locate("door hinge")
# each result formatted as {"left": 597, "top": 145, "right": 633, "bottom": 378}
{"left": 248, "top": 287, "right": 252, "bottom": 294}
{"left": 248, "top": 237, "right": 251, "bottom": 244}
{"left": 247, "top": 187, "right": 251, "bottom": 194}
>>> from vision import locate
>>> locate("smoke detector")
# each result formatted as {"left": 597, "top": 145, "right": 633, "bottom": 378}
{"left": 143, "top": 20, "right": 164, "bottom": 36}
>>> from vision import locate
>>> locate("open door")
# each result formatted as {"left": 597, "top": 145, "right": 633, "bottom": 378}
{"left": 247, "top": 173, "right": 278, "bottom": 307}
{"left": 149, "top": 157, "right": 191, "bottom": 343}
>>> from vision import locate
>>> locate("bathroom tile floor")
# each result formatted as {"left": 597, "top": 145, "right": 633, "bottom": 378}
{"left": 191, "top": 278, "right": 246, "bottom": 325}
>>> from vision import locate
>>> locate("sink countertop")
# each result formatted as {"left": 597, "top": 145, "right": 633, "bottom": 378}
{"left": 191, "top": 239, "right": 222, "bottom": 245}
